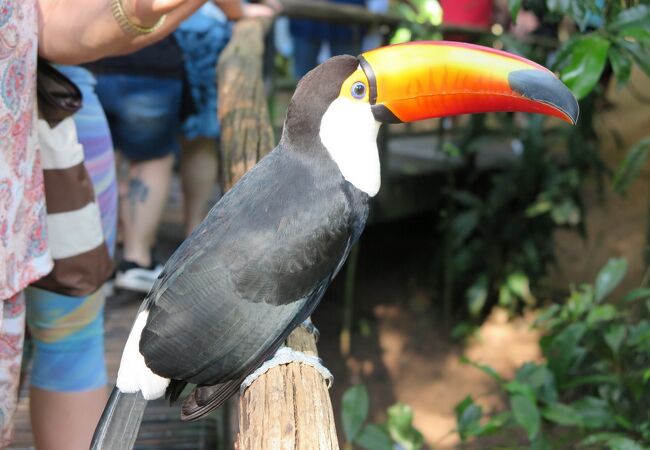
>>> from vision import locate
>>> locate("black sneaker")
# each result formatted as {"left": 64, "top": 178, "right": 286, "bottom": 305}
{"left": 114, "top": 259, "right": 164, "bottom": 294}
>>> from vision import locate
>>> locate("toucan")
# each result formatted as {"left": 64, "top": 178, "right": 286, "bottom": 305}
{"left": 91, "top": 41, "right": 578, "bottom": 449}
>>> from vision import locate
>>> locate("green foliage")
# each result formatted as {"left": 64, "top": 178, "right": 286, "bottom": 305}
{"left": 341, "top": 384, "right": 424, "bottom": 450}
{"left": 454, "top": 258, "right": 650, "bottom": 449}
{"left": 388, "top": 0, "right": 650, "bottom": 322}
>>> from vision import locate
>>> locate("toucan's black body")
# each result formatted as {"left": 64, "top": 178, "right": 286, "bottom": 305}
{"left": 93, "top": 42, "right": 579, "bottom": 450}
{"left": 143, "top": 118, "right": 369, "bottom": 397}
{"left": 142, "top": 56, "right": 367, "bottom": 413}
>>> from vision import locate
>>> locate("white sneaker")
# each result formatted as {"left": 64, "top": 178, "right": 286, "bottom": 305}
{"left": 114, "top": 260, "right": 164, "bottom": 294}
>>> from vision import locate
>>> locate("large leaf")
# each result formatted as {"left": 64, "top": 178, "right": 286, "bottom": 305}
{"left": 386, "top": 403, "right": 424, "bottom": 450}
{"left": 581, "top": 433, "right": 644, "bottom": 450}
{"left": 511, "top": 394, "right": 541, "bottom": 441}
{"left": 613, "top": 136, "right": 650, "bottom": 194}
{"left": 608, "top": 46, "right": 632, "bottom": 88}
{"left": 594, "top": 258, "right": 628, "bottom": 302}
{"left": 455, "top": 395, "right": 483, "bottom": 439}
{"left": 607, "top": 5, "right": 650, "bottom": 32}
{"left": 341, "top": 384, "right": 369, "bottom": 442}
{"left": 355, "top": 424, "right": 393, "bottom": 450}
{"left": 515, "top": 363, "right": 557, "bottom": 404}
{"left": 604, "top": 323, "right": 626, "bottom": 356}
{"left": 586, "top": 304, "right": 618, "bottom": 325}
{"left": 572, "top": 397, "right": 615, "bottom": 429}
{"left": 622, "top": 287, "right": 650, "bottom": 303}
{"left": 541, "top": 402, "right": 582, "bottom": 426}
{"left": 617, "top": 39, "right": 650, "bottom": 78}
{"left": 466, "top": 276, "right": 488, "bottom": 318}
{"left": 560, "top": 35, "right": 610, "bottom": 100}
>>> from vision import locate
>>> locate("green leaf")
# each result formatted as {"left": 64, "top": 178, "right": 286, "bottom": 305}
{"left": 508, "top": 0, "right": 522, "bottom": 23}
{"left": 617, "top": 39, "right": 650, "bottom": 78}
{"left": 455, "top": 395, "right": 483, "bottom": 439}
{"left": 355, "top": 424, "right": 393, "bottom": 450}
{"left": 586, "top": 304, "right": 617, "bottom": 325}
{"left": 341, "top": 384, "right": 369, "bottom": 442}
{"left": 622, "top": 287, "right": 650, "bottom": 303}
{"left": 581, "top": 433, "right": 644, "bottom": 450}
{"left": 607, "top": 5, "right": 650, "bottom": 32}
{"left": 505, "top": 380, "right": 537, "bottom": 401}
{"left": 386, "top": 403, "right": 424, "bottom": 450}
{"left": 451, "top": 210, "right": 480, "bottom": 247}
{"left": 613, "top": 137, "right": 650, "bottom": 194}
{"left": 460, "top": 357, "right": 505, "bottom": 383}
{"left": 563, "top": 373, "right": 619, "bottom": 390}
{"left": 560, "top": 35, "right": 610, "bottom": 100}
{"left": 604, "top": 323, "right": 626, "bottom": 356}
{"left": 541, "top": 402, "right": 583, "bottom": 426}
{"left": 526, "top": 199, "right": 553, "bottom": 218}
{"left": 466, "top": 276, "right": 488, "bottom": 318}
{"left": 511, "top": 394, "right": 541, "bottom": 441}
{"left": 477, "top": 411, "right": 511, "bottom": 436}
{"left": 531, "top": 434, "right": 553, "bottom": 450}
{"left": 608, "top": 46, "right": 632, "bottom": 88}
{"left": 390, "top": 27, "right": 413, "bottom": 45}
{"left": 515, "top": 363, "right": 557, "bottom": 404}
{"left": 507, "top": 272, "right": 534, "bottom": 304}
{"left": 594, "top": 258, "right": 628, "bottom": 302}
{"left": 606, "top": 437, "right": 644, "bottom": 450}
{"left": 548, "top": 36, "right": 579, "bottom": 71}
{"left": 573, "top": 397, "right": 615, "bottom": 429}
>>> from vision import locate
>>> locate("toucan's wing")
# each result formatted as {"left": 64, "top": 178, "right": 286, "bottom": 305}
{"left": 139, "top": 148, "right": 365, "bottom": 388}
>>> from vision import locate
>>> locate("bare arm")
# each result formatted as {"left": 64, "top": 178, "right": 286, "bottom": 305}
{"left": 38, "top": 0, "right": 206, "bottom": 64}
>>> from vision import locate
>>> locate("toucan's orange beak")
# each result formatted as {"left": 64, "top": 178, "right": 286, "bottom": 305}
{"left": 359, "top": 41, "right": 578, "bottom": 125}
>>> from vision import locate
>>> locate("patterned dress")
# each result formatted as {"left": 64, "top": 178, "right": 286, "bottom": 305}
{"left": 0, "top": 0, "right": 52, "bottom": 444}
{"left": 0, "top": 0, "right": 52, "bottom": 299}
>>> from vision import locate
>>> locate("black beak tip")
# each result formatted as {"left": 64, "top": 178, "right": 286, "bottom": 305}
{"left": 509, "top": 69, "right": 579, "bottom": 125}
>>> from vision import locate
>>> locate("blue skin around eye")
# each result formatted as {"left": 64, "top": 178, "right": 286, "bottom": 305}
{"left": 352, "top": 82, "right": 366, "bottom": 99}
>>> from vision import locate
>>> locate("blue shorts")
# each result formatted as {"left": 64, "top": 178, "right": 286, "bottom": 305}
{"left": 94, "top": 74, "right": 182, "bottom": 161}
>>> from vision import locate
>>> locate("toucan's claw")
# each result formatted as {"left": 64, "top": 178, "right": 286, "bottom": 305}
{"left": 300, "top": 317, "right": 320, "bottom": 342}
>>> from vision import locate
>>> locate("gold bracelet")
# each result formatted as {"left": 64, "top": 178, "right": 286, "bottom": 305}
{"left": 110, "top": 0, "right": 166, "bottom": 35}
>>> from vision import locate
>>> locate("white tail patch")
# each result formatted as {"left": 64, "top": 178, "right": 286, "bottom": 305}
{"left": 116, "top": 310, "right": 170, "bottom": 400}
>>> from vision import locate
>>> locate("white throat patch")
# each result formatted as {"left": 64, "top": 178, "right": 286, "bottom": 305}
{"left": 319, "top": 97, "right": 381, "bottom": 197}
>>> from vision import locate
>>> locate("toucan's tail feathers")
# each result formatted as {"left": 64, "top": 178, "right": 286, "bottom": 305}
{"left": 90, "top": 387, "right": 147, "bottom": 450}
{"left": 181, "top": 379, "right": 241, "bottom": 421}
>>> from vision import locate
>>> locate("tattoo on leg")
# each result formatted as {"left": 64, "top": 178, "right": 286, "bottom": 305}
{"left": 127, "top": 178, "right": 149, "bottom": 223}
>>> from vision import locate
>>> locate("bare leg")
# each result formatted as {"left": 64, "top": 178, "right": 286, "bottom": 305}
{"left": 0, "top": 293, "right": 25, "bottom": 448}
{"left": 119, "top": 154, "right": 174, "bottom": 267}
{"left": 30, "top": 387, "right": 106, "bottom": 450}
{"left": 180, "top": 137, "right": 218, "bottom": 236}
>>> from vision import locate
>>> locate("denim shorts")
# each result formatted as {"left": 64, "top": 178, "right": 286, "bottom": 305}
{"left": 94, "top": 74, "right": 182, "bottom": 161}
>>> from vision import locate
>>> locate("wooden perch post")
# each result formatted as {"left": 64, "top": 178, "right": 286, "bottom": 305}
{"left": 237, "top": 327, "right": 339, "bottom": 449}
{"left": 217, "top": 17, "right": 339, "bottom": 450}
{"left": 217, "top": 17, "right": 275, "bottom": 191}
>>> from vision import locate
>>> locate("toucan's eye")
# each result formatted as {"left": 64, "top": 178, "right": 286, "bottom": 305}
{"left": 351, "top": 82, "right": 366, "bottom": 99}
